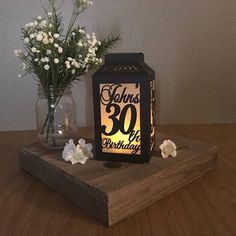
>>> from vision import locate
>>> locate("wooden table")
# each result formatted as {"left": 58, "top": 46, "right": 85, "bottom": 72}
{"left": 0, "top": 125, "right": 235, "bottom": 236}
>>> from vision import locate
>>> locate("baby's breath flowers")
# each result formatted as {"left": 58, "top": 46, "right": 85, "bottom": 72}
{"left": 14, "top": 0, "right": 120, "bottom": 90}
{"left": 14, "top": 0, "right": 120, "bottom": 146}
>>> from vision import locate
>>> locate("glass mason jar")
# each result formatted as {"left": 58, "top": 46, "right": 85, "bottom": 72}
{"left": 36, "top": 85, "right": 77, "bottom": 148}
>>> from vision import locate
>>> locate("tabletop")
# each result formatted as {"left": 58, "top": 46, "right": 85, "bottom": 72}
{"left": 0, "top": 124, "right": 235, "bottom": 236}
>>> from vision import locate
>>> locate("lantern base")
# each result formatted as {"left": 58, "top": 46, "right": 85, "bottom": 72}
{"left": 94, "top": 152, "right": 152, "bottom": 163}
{"left": 19, "top": 132, "right": 217, "bottom": 226}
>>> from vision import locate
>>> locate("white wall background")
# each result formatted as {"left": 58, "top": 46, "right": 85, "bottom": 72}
{"left": 0, "top": 0, "right": 235, "bottom": 131}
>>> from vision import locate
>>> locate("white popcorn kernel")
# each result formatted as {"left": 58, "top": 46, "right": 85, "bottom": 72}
{"left": 62, "top": 139, "right": 93, "bottom": 165}
{"left": 159, "top": 140, "right": 177, "bottom": 158}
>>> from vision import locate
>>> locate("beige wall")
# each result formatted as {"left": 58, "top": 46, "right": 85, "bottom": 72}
{"left": 0, "top": 0, "right": 235, "bottom": 131}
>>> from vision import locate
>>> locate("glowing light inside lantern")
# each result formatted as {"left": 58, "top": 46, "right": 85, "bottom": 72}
{"left": 100, "top": 83, "right": 141, "bottom": 155}
{"left": 150, "top": 80, "right": 155, "bottom": 151}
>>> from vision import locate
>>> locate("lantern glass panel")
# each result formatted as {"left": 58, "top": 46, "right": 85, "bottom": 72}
{"left": 150, "top": 80, "right": 155, "bottom": 151}
{"left": 100, "top": 83, "right": 141, "bottom": 155}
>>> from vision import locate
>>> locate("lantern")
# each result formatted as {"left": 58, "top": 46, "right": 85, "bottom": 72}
{"left": 92, "top": 53, "right": 155, "bottom": 163}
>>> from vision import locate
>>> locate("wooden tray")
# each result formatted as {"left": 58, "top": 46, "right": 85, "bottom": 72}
{"left": 19, "top": 133, "right": 217, "bottom": 226}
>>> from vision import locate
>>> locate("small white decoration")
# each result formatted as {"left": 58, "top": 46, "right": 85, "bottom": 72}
{"left": 54, "top": 58, "right": 59, "bottom": 64}
{"left": 159, "top": 139, "right": 177, "bottom": 158}
{"left": 62, "top": 138, "right": 93, "bottom": 165}
{"left": 53, "top": 33, "right": 60, "bottom": 39}
{"left": 58, "top": 47, "right": 63, "bottom": 53}
{"left": 44, "top": 64, "right": 50, "bottom": 70}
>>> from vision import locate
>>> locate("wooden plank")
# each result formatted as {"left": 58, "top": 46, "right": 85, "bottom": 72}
{"left": 18, "top": 132, "right": 217, "bottom": 226}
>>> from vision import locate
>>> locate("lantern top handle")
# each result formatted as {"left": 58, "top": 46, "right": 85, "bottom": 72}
{"left": 105, "top": 53, "right": 144, "bottom": 64}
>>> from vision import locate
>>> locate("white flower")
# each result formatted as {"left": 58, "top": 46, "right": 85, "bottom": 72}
{"left": 67, "top": 57, "right": 73, "bottom": 61}
{"left": 31, "top": 47, "right": 37, "bottom": 53}
{"left": 71, "top": 60, "right": 76, "bottom": 66}
{"left": 22, "top": 63, "right": 27, "bottom": 70}
{"left": 78, "top": 29, "right": 85, "bottom": 34}
{"left": 159, "top": 140, "right": 177, "bottom": 158}
{"left": 43, "top": 37, "right": 49, "bottom": 44}
{"left": 36, "top": 34, "right": 43, "bottom": 41}
{"left": 48, "top": 12, "right": 52, "bottom": 16}
{"left": 53, "top": 33, "right": 60, "bottom": 39}
{"left": 46, "top": 50, "right": 52, "bottom": 55}
{"left": 33, "top": 21, "right": 38, "bottom": 27}
{"left": 86, "top": 34, "right": 90, "bottom": 39}
{"left": 25, "top": 22, "right": 34, "bottom": 28}
{"left": 24, "top": 38, "right": 30, "bottom": 43}
{"left": 14, "top": 49, "right": 22, "bottom": 57}
{"left": 40, "top": 20, "right": 47, "bottom": 27}
{"left": 44, "top": 57, "right": 49, "bottom": 62}
{"left": 72, "top": 32, "right": 76, "bottom": 36}
{"left": 75, "top": 62, "right": 80, "bottom": 68}
{"left": 49, "top": 38, "right": 54, "bottom": 43}
{"left": 34, "top": 58, "right": 39, "bottom": 62}
{"left": 54, "top": 43, "right": 59, "bottom": 48}
{"left": 49, "top": 23, "right": 53, "bottom": 28}
{"left": 44, "top": 64, "right": 50, "bottom": 70}
{"left": 37, "top": 15, "right": 42, "bottom": 20}
{"left": 66, "top": 63, "right": 71, "bottom": 69}
{"left": 30, "top": 34, "right": 35, "bottom": 39}
{"left": 54, "top": 58, "right": 59, "bottom": 64}
{"left": 58, "top": 47, "right": 63, "bottom": 53}
{"left": 71, "top": 69, "right": 76, "bottom": 75}
{"left": 62, "top": 139, "right": 93, "bottom": 165}
{"left": 41, "top": 58, "right": 46, "bottom": 63}
{"left": 77, "top": 41, "right": 83, "bottom": 47}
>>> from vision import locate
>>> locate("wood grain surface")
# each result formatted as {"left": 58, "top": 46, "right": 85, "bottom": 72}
{"left": 0, "top": 125, "right": 236, "bottom": 235}
{"left": 18, "top": 133, "right": 217, "bottom": 226}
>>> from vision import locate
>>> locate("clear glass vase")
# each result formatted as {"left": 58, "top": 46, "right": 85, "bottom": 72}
{"left": 36, "top": 85, "right": 77, "bottom": 148}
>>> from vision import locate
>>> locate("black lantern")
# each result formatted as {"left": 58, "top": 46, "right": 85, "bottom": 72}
{"left": 92, "top": 53, "right": 155, "bottom": 163}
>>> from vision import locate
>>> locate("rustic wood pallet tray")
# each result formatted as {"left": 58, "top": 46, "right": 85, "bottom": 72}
{"left": 19, "top": 133, "right": 217, "bottom": 226}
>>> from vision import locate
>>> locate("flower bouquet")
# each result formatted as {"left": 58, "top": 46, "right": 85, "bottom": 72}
{"left": 14, "top": 0, "right": 120, "bottom": 147}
